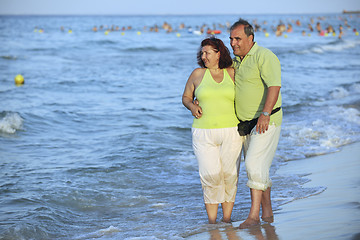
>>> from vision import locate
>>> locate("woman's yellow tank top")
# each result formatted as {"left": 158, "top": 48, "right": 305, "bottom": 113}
{"left": 192, "top": 69, "right": 239, "bottom": 129}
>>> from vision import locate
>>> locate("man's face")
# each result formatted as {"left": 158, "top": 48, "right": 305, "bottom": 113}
{"left": 230, "top": 25, "right": 253, "bottom": 58}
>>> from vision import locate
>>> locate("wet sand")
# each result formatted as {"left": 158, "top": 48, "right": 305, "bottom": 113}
{"left": 186, "top": 142, "right": 360, "bottom": 240}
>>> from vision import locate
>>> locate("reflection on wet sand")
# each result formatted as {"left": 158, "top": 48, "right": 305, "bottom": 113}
{"left": 189, "top": 222, "right": 279, "bottom": 240}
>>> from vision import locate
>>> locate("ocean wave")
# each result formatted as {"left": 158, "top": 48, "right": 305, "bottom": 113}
{"left": 0, "top": 223, "right": 50, "bottom": 240}
{"left": 292, "top": 39, "right": 360, "bottom": 55}
{"left": 293, "top": 123, "right": 351, "bottom": 155}
{"left": 27, "top": 47, "right": 57, "bottom": 52}
{"left": 166, "top": 126, "right": 190, "bottom": 132}
{"left": 86, "top": 39, "right": 119, "bottom": 46}
{"left": 0, "top": 111, "right": 23, "bottom": 134}
{"left": 123, "top": 46, "right": 174, "bottom": 52}
{"left": 309, "top": 39, "right": 360, "bottom": 54}
{"left": 74, "top": 226, "right": 121, "bottom": 240}
{"left": 332, "top": 106, "right": 360, "bottom": 125}
{"left": 273, "top": 169, "right": 327, "bottom": 206}
{"left": 328, "top": 82, "right": 360, "bottom": 101}
{"left": 330, "top": 87, "right": 350, "bottom": 99}
{"left": 1, "top": 55, "right": 17, "bottom": 60}
{"left": 95, "top": 39, "right": 118, "bottom": 45}
{"left": 280, "top": 104, "right": 360, "bottom": 161}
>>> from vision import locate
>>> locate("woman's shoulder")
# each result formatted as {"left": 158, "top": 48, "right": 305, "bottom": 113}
{"left": 192, "top": 68, "right": 206, "bottom": 75}
{"left": 189, "top": 68, "right": 206, "bottom": 87}
{"left": 190, "top": 68, "right": 206, "bottom": 79}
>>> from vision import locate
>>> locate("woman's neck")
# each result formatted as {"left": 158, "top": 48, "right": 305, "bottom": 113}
{"left": 208, "top": 67, "right": 221, "bottom": 72}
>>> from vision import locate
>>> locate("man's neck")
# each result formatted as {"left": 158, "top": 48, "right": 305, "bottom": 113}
{"left": 240, "top": 42, "right": 255, "bottom": 60}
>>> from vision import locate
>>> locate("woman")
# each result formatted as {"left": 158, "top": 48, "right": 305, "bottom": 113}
{"left": 182, "top": 37, "right": 242, "bottom": 224}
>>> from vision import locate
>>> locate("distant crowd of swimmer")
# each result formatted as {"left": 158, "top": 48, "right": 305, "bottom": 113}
{"left": 33, "top": 14, "right": 360, "bottom": 39}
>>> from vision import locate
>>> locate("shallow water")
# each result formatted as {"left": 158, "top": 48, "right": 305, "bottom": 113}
{"left": 0, "top": 13, "right": 359, "bottom": 239}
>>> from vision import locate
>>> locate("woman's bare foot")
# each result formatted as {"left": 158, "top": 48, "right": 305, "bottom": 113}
{"left": 239, "top": 218, "right": 260, "bottom": 229}
{"left": 261, "top": 215, "right": 274, "bottom": 223}
{"left": 221, "top": 218, "right": 232, "bottom": 223}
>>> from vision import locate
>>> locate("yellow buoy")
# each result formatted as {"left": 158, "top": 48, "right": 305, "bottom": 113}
{"left": 14, "top": 74, "right": 24, "bottom": 85}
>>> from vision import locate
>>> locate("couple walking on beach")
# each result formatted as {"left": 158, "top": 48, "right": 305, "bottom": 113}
{"left": 182, "top": 18, "right": 282, "bottom": 229}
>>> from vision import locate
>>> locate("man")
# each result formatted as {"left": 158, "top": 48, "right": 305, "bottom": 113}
{"left": 229, "top": 18, "right": 282, "bottom": 229}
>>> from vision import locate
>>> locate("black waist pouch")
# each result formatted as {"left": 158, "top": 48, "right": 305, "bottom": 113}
{"left": 238, "top": 118, "right": 258, "bottom": 136}
{"left": 237, "top": 107, "right": 281, "bottom": 136}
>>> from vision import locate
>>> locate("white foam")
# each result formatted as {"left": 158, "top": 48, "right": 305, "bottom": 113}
{"left": 310, "top": 39, "right": 360, "bottom": 54}
{"left": 333, "top": 106, "right": 360, "bottom": 125}
{"left": 124, "top": 237, "right": 162, "bottom": 240}
{"left": 353, "top": 83, "right": 360, "bottom": 93}
{"left": 74, "top": 226, "right": 121, "bottom": 239}
{"left": 151, "top": 202, "right": 168, "bottom": 208}
{"left": 311, "top": 47, "right": 324, "bottom": 54}
{"left": 98, "top": 226, "right": 120, "bottom": 235}
{"left": 330, "top": 87, "right": 349, "bottom": 99}
{"left": 0, "top": 112, "right": 23, "bottom": 134}
{"left": 281, "top": 106, "right": 360, "bottom": 160}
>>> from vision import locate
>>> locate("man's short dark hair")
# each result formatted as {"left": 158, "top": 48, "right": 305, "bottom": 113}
{"left": 230, "top": 18, "right": 255, "bottom": 42}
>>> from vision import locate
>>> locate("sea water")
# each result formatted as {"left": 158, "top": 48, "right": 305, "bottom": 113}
{"left": 0, "top": 14, "right": 359, "bottom": 239}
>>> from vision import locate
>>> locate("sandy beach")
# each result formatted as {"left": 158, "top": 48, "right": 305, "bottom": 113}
{"left": 186, "top": 142, "right": 360, "bottom": 240}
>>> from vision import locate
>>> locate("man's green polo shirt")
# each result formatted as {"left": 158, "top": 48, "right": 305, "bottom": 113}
{"left": 233, "top": 42, "right": 282, "bottom": 126}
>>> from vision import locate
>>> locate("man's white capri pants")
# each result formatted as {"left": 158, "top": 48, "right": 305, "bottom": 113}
{"left": 243, "top": 124, "right": 281, "bottom": 191}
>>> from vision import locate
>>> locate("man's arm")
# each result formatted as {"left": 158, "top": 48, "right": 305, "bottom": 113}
{"left": 256, "top": 86, "right": 281, "bottom": 134}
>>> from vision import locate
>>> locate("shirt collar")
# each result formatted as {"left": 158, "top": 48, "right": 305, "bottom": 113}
{"left": 247, "top": 42, "right": 258, "bottom": 56}
{"left": 234, "top": 42, "right": 258, "bottom": 62}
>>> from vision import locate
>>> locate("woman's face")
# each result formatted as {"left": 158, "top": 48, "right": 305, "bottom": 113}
{"left": 201, "top": 45, "right": 220, "bottom": 68}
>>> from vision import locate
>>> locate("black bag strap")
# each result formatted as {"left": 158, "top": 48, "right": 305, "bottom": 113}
{"left": 239, "top": 107, "right": 281, "bottom": 124}
{"left": 270, "top": 107, "right": 281, "bottom": 115}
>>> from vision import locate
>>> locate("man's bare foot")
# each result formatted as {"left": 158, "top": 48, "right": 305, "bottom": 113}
{"left": 239, "top": 218, "right": 260, "bottom": 229}
{"left": 261, "top": 215, "right": 274, "bottom": 223}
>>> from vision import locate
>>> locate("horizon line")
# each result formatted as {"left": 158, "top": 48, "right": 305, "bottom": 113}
{"left": 0, "top": 11, "right": 351, "bottom": 17}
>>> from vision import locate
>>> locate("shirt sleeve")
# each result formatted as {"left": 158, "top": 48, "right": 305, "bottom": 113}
{"left": 259, "top": 49, "right": 281, "bottom": 87}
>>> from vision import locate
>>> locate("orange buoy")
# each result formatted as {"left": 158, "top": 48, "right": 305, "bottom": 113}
{"left": 207, "top": 30, "right": 221, "bottom": 35}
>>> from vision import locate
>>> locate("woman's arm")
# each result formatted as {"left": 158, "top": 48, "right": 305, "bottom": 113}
{"left": 182, "top": 69, "right": 203, "bottom": 118}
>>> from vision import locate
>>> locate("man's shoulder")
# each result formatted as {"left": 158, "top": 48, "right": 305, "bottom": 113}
{"left": 253, "top": 44, "right": 276, "bottom": 57}
{"left": 253, "top": 44, "right": 279, "bottom": 63}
